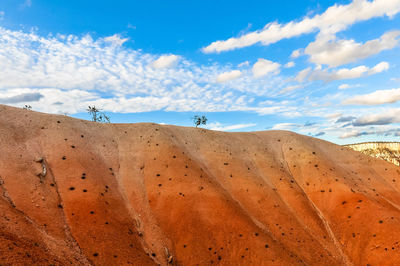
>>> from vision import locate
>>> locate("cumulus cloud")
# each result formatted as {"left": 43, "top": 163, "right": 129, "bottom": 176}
{"left": 152, "top": 54, "right": 179, "bottom": 68}
{"left": 0, "top": 92, "right": 43, "bottom": 103}
{"left": 305, "top": 31, "right": 400, "bottom": 67}
{"left": 202, "top": 0, "right": 400, "bottom": 53}
{"left": 298, "top": 62, "right": 389, "bottom": 82}
{"left": 216, "top": 70, "right": 242, "bottom": 82}
{"left": 343, "top": 88, "right": 400, "bottom": 105}
{"left": 252, "top": 59, "right": 280, "bottom": 78}
{"left": 353, "top": 109, "right": 400, "bottom": 126}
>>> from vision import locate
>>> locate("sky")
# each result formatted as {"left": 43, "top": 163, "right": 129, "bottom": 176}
{"left": 0, "top": 0, "right": 400, "bottom": 144}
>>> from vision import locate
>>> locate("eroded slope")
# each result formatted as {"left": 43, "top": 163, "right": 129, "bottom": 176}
{"left": 1, "top": 105, "right": 400, "bottom": 265}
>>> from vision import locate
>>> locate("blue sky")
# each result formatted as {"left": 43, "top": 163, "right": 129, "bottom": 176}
{"left": 0, "top": 0, "right": 400, "bottom": 144}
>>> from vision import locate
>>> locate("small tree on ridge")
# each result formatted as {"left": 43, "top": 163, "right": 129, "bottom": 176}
{"left": 193, "top": 115, "right": 207, "bottom": 128}
{"left": 87, "top": 106, "right": 110, "bottom": 123}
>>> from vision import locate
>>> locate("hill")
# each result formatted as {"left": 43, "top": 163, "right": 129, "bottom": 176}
{"left": 1, "top": 104, "right": 400, "bottom": 265}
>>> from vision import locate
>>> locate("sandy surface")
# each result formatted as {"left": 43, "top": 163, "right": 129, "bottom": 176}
{"left": 1, "top": 104, "right": 400, "bottom": 265}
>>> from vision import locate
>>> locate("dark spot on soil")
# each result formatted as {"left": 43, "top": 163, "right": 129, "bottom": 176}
{"left": 69, "top": 187, "right": 75, "bottom": 191}
{"left": 93, "top": 253, "right": 98, "bottom": 257}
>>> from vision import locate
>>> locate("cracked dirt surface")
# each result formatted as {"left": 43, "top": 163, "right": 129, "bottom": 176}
{"left": 1, "top": 104, "right": 400, "bottom": 265}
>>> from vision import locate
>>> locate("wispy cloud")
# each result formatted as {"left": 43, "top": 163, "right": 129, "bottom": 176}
{"left": 298, "top": 62, "right": 389, "bottom": 82}
{"left": 21, "top": 0, "right": 32, "bottom": 8}
{"left": 343, "top": 88, "right": 400, "bottom": 105}
{"left": 0, "top": 27, "right": 289, "bottom": 114}
{"left": 208, "top": 122, "right": 256, "bottom": 131}
{"left": 353, "top": 108, "right": 400, "bottom": 126}
{"left": 202, "top": 0, "right": 400, "bottom": 53}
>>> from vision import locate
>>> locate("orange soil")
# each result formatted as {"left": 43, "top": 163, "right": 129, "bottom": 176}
{"left": 1, "top": 104, "right": 400, "bottom": 265}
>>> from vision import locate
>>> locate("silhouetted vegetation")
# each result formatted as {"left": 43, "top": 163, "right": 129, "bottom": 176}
{"left": 87, "top": 106, "right": 110, "bottom": 123}
{"left": 192, "top": 115, "right": 207, "bottom": 128}
{"left": 22, "top": 105, "right": 32, "bottom": 110}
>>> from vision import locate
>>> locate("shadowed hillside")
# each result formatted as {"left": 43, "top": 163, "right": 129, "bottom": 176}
{"left": 1, "top": 104, "right": 400, "bottom": 265}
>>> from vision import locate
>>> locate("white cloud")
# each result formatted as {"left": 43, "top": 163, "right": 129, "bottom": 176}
{"left": 238, "top": 61, "right": 250, "bottom": 67}
{"left": 291, "top": 49, "right": 302, "bottom": 58}
{"left": 305, "top": 31, "right": 400, "bottom": 67}
{"left": 343, "top": 88, "right": 400, "bottom": 105}
{"left": 216, "top": 70, "right": 242, "bottom": 83}
{"left": 284, "top": 61, "right": 295, "bottom": 68}
{"left": 353, "top": 108, "right": 400, "bottom": 126}
{"left": 202, "top": 0, "right": 400, "bottom": 53}
{"left": 152, "top": 54, "right": 179, "bottom": 69}
{"left": 208, "top": 122, "right": 256, "bottom": 131}
{"left": 0, "top": 27, "right": 294, "bottom": 114}
{"left": 295, "top": 68, "right": 311, "bottom": 82}
{"left": 338, "top": 84, "right": 351, "bottom": 90}
{"left": 338, "top": 83, "right": 361, "bottom": 90}
{"left": 280, "top": 84, "right": 303, "bottom": 93}
{"left": 340, "top": 130, "right": 366, "bottom": 139}
{"left": 252, "top": 59, "right": 280, "bottom": 78}
{"left": 103, "top": 34, "right": 129, "bottom": 46}
{"left": 271, "top": 123, "right": 299, "bottom": 130}
{"left": 298, "top": 62, "right": 389, "bottom": 82}
{"left": 0, "top": 92, "right": 43, "bottom": 103}
{"left": 369, "top": 61, "right": 389, "bottom": 74}
{"left": 0, "top": 11, "right": 4, "bottom": 20}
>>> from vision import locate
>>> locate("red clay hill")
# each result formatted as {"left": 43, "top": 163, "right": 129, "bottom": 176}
{"left": 1, "top": 104, "right": 400, "bottom": 265}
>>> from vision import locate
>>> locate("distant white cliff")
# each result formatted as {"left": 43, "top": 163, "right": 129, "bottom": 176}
{"left": 344, "top": 142, "right": 400, "bottom": 166}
